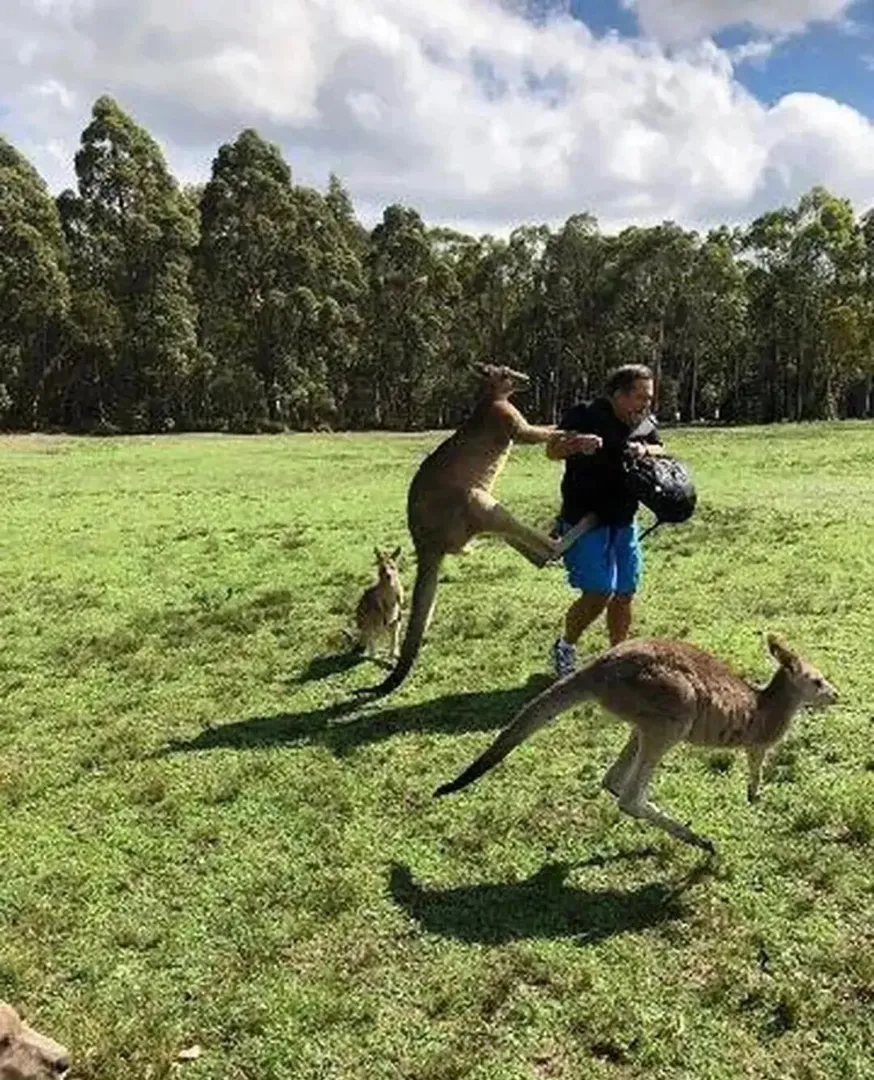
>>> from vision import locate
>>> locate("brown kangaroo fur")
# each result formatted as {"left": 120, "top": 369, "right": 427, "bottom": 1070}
{"left": 435, "top": 633, "right": 838, "bottom": 853}
{"left": 0, "top": 1003, "right": 69, "bottom": 1079}
{"left": 347, "top": 547, "right": 404, "bottom": 663}
{"left": 363, "top": 363, "right": 560, "bottom": 697}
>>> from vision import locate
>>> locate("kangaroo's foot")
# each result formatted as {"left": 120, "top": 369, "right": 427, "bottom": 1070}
{"left": 618, "top": 794, "right": 717, "bottom": 853}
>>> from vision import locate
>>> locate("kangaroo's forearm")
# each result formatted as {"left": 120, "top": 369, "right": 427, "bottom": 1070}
{"left": 514, "top": 423, "right": 556, "bottom": 445}
{"left": 545, "top": 432, "right": 568, "bottom": 460}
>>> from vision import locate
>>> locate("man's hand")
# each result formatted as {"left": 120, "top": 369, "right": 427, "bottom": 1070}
{"left": 627, "top": 442, "right": 669, "bottom": 460}
{"left": 546, "top": 431, "right": 603, "bottom": 460}
{"left": 630, "top": 442, "right": 670, "bottom": 460}
{"left": 563, "top": 432, "right": 602, "bottom": 454}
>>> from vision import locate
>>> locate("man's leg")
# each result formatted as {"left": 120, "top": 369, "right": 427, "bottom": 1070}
{"left": 565, "top": 592, "right": 611, "bottom": 644}
{"left": 606, "top": 593, "right": 633, "bottom": 646}
{"left": 551, "top": 524, "right": 615, "bottom": 677}
{"left": 608, "top": 523, "right": 643, "bottom": 646}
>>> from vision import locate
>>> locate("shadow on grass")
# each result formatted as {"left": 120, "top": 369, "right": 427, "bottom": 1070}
{"left": 389, "top": 853, "right": 714, "bottom": 945}
{"left": 157, "top": 673, "right": 554, "bottom": 759}
{"left": 290, "top": 649, "right": 371, "bottom": 684}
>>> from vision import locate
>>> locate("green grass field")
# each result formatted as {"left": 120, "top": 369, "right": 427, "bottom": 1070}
{"left": 2, "top": 423, "right": 874, "bottom": 1079}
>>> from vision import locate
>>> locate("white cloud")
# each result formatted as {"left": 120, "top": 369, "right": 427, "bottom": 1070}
{"left": 763, "top": 92, "right": 874, "bottom": 200}
{"left": 727, "top": 39, "right": 779, "bottom": 66}
{"left": 3, "top": 0, "right": 874, "bottom": 236}
{"left": 626, "top": 0, "right": 855, "bottom": 45}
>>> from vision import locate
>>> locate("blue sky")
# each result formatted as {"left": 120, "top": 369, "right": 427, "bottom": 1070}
{"left": 5, "top": 0, "right": 874, "bottom": 234}
{"left": 573, "top": 0, "right": 874, "bottom": 112}
{"left": 722, "top": 18, "right": 874, "bottom": 111}
{"left": 568, "top": 0, "right": 640, "bottom": 39}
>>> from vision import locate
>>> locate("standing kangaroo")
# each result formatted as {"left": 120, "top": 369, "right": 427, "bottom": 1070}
{"left": 435, "top": 633, "right": 838, "bottom": 852}
{"left": 348, "top": 547, "right": 404, "bottom": 663}
{"left": 363, "top": 362, "right": 563, "bottom": 697}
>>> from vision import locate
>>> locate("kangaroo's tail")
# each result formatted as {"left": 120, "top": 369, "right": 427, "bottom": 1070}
{"left": 359, "top": 550, "right": 442, "bottom": 697}
{"left": 434, "top": 668, "right": 596, "bottom": 796}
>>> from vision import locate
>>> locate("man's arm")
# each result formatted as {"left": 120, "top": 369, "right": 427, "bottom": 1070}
{"left": 645, "top": 425, "right": 669, "bottom": 456}
{"left": 627, "top": 423, "right": 668, "bottom": 458}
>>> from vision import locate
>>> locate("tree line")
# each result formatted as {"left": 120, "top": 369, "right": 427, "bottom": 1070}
{"left": 3, "top": 95, "right": 874, "bottom": 434}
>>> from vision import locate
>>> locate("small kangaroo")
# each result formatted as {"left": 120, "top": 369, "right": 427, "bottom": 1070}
{"left": 435, "top": 633, "right": 838, "bottom": 853}
{"left": 347, "top": 547, "right": 404, "bottom": 663}
{"left": 0, "top": 1002, "right": 69, "bottom": 1079}
{"left": 363, "top": 362, "right": 561, "bottom": 697}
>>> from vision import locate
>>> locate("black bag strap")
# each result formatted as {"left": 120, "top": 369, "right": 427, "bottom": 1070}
{"left": 637, "top": 519, "right": 662, "bottom": 542}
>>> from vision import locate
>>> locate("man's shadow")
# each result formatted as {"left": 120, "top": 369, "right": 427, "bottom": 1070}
{"left": 388, "top": 852, "right": 714, "bottom": 946}
{"left": 157, "top": 673, "right": 555, "bottom": 759}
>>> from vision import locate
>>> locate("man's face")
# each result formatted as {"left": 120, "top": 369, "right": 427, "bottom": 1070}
{"left": 612, "top": 378, "right": 654, "bottom": 425}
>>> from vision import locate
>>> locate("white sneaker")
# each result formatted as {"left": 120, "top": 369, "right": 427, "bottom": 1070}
{"left": 551, "top": 638, "right": 577, "bottom": 679}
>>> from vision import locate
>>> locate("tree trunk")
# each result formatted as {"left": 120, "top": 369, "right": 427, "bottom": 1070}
{"left": 689, "top": 351, "right": 698, "bottom": 423}
{"left": 653, "top": 318, "right": 664, "bottom": 413}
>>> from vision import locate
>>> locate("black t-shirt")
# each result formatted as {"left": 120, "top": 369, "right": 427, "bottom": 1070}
{"left": 559, "top": 397, "right": 663, "bottom": 526}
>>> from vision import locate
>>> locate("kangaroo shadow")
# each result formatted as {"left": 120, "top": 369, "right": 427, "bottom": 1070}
{"left": 388, "top": 855, "right": 714, "bottom": 946}
{"left": 157, "top": 673, "right": 554, "bottom": 759}
{"left": 290, "top": 649, "right": 370, "bottom": 685}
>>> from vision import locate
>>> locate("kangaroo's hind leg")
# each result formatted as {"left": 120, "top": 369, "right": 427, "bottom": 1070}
{"left": 469, "top": 492, "right": 558, "bottom": 567}
{"left": 602, "top": 731, "right": 639, "bottom": 798}
{"left": 389, "top": 616, "right": 402, "bottom": 661}
{"left": 617, "top": 727, "right": 715, "bottom": 853}
{"left": 746, "top": 745, "right": 767, "bottom": 804}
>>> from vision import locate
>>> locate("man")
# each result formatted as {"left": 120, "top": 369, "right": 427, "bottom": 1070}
{"left": 545, "top": 363, "right": 668, "bottom": 677}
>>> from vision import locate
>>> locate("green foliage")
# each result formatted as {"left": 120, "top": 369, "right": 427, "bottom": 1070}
{"left": 2, "top": 426, "right": 872, "bottom": 1078}
{"left": 4, "top": 99, "right": 874, "bottom": 431}
{"left": 194, "top": 132, "right": 365, "bottom": 432}
{"left": 0, "top": 137, "right": 70, "bottom": 428}
{"left": 741, "top": 187, "right": 874, "bottom": 422}
{"left": 55, "top": 96, "right": 200, "bottom": 431}
{"left": 362, "top": 204, "right": 460, "bottom": 428}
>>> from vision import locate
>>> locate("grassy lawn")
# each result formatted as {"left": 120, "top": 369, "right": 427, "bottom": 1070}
{"left": 2, "top": 423, "right": 874, "bottom": 1079}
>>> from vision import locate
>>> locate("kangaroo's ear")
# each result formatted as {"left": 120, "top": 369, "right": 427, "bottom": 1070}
{"left": 390, "top": 546, "right": 402, "bottom": 561}
{"left": 374, "top": 546, "right": 383, "bottom": 561}
{"left": 766, "top": 632, "right": 800, "bottom": 671}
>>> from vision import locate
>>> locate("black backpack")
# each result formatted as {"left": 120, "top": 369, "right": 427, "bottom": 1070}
{"left": 623, "top": 452, "right": 697, "bottom": 539}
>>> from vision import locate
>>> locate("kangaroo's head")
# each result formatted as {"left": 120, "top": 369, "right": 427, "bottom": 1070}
{"left": 766, "top": 633, "right": 838, "bottom": 708}
{"left": 374, "top": 547, "right": 402, "bottom": 591}
{"left": 471, "top": 361, "right": 529, "bottom": 399}
{"left": 0, "top": 1003, "right": 70, "bottom": 1080}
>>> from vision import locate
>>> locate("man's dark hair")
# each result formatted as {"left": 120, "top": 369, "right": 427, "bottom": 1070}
{"left": 604, "top": 364, "right": 654, "bottom": 396}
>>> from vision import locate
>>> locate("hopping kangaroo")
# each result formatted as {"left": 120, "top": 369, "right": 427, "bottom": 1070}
{"left": 0, "top": 1002, "right": 69, "bottom": 1079}
{"left": 435, "top": 633, "right": 838, "bottom": 852}
{"left": 364, "top": 362, "right": 562, "bottom": 697}
{"left": 348, "top": 547, "right": 404, "bottom": 663}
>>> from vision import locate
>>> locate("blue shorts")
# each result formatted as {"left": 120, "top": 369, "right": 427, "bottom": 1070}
{"left": 560, "top": 520, "right": 642, "bottom": 596}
